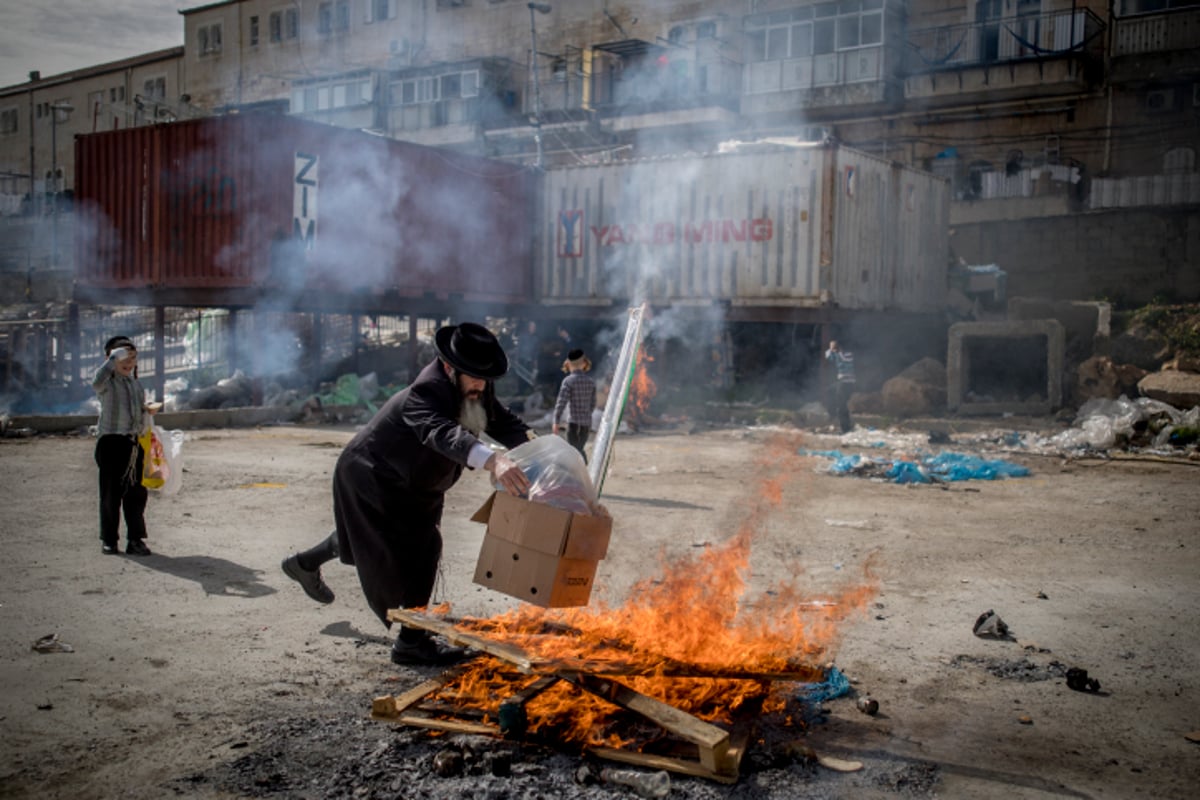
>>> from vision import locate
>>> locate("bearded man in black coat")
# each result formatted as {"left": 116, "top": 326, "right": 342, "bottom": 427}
{"left": 283, "top": 322, "right": 532, "bottom": 664}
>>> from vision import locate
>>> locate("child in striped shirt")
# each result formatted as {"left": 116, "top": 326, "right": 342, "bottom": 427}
{"left": 92, "top": 336, "right": 155, "bottom": 556}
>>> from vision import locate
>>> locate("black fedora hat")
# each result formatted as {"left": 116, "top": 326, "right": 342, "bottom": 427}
{"left": 434, "top": 323, "right": 508, "bottom": 380}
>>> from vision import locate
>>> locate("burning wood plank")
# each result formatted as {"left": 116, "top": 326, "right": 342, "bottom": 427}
{"left": 388, "top": 609, "right": 537, "bottom": 672}
{"left": 382, "top": 609, "right": 756, "bottom": 781}
{"left": 563, "top": 672, "right": 735, "bottom": 776}
{"left": 391, "top": 608, "right": 823, "bottom": 682}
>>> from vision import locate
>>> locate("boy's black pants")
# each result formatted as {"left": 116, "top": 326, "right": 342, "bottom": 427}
{"left": 567, "top": 423, "right": 590, "bottom": 463}
{"left": 95, "top": 434, "right": 148, "bottom": 546}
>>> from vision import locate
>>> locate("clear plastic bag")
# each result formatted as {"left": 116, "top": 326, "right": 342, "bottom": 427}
{"left": 500, "top": 435, "right": 597, "bottom": 515}
{"left": 142, "top": 425, "right": 184, "bottom": 495}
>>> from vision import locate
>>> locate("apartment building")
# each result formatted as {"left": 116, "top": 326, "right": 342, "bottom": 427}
{"left": 0, "top": 0, "right": 1196, "bottom": 300}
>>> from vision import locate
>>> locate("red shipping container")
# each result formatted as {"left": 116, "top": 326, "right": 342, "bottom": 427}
{"left": 75, "top": 114, "right": 534, "bottom": 306}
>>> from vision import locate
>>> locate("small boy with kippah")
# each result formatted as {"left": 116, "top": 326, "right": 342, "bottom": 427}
{"left": 92, "top": 336, "right": 156, "bottom": 556}
{"left": 553, "top": 348, "right": 597, "bottom": 462}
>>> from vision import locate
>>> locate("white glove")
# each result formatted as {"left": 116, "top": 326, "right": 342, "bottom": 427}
{"left": 110, "top": 347, "right": 130, "bottom": 362}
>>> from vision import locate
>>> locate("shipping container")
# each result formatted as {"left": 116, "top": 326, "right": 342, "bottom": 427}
{"left": 74, "top": 114, "right": 535, "bottom": 307}
{"left": 535, "top": 143, "right": 949, "bottom": 314}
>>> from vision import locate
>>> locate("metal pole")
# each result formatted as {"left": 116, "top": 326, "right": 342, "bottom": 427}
{"left": 50, "top": 111, "right": 57, "bottom": 266}
{"left": 528, "top": 5, "right": 544, "bottom": 169}
{"left": 588, "top": 302, "right": 648, "bottom": 496}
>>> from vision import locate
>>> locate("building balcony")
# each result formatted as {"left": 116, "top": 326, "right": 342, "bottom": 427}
{"left": 1111, "top": 7, "right": 1200, "bottom": 82}
{"left": 740, "top": 45, "right": 897, "bottom": 117}
{"left": 905, "top": 10, "right": 1105, "bottom": 106}
{"left": 384, "top": 58, "right": 526, "bottom": 147}
{"left": 586, "top": 39, "right": 744, "bottom": 130}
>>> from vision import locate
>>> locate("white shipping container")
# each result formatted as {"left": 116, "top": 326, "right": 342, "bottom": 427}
{"left": 535, "top": 144, "right": 949, "bottom": 313}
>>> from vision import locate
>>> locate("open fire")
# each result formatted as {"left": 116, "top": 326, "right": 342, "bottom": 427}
{"left": 374, "top": 434, "right": 878, "bottom": 780}
{"left": 629, "top": 345, "right": 658, "bottom": 420}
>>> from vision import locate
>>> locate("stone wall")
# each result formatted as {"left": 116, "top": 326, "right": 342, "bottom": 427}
{"left": 951, "top": 207, "right": 1200, "bottom": 306}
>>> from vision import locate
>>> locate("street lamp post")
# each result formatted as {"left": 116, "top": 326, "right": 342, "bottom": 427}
{"left": 49, "top": 101, "right": 74, "bottom": 267}
{"left": 527, "top": 3, "right": 552, "bottom": 169}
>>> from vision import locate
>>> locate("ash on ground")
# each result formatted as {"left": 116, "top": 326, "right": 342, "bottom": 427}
{"left": 175, "top": 688, "right": 940, "bottom": 799}
{"left": 950, "top": 655, "right": 1069, "bottom": 682}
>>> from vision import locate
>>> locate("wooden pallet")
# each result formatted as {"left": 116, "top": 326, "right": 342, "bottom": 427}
{"left": 370, "top": 609, "right": 822, "bottom": 783}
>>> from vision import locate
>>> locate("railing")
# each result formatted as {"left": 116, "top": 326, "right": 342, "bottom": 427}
{"left": 1113, "top": 6, "right": 1200, "bottom": 57}
{"left": 906, "top": 9, "right": 1105, "bottom": 73}
{"left": 744, "top": 45, "right": 885, "bottom": 94}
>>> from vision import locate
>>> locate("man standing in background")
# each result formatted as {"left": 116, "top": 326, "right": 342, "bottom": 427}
{"left": 825, "top": 339, "right": 856, "bottom": 434}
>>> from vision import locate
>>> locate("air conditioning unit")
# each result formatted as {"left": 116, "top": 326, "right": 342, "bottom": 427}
{"left": 801, "top": 125, "right": 831, "bottom": 143}
{"left": 1145, "top": 88, "right": 1177, "bottom": 113}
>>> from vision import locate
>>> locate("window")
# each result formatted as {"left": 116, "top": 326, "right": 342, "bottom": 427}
{"left": 270, "top": 8, "right": 298, "bottom": 42}
{"left": 250, "top": 15, "right": 259, "bottom": 46}
{"left": 335, "top": 0, "right": 351, "bottom": 31}
{"left": 143, "top": 76, "right": 166, "bottom": 100}
{"left": 198, "top": 23, "right": 223, "bottom": 56}
{"left": 745, "top": 0, "right": 884, "bottom": 61}
{"left": 88, "top": 90, "right": 103, "bottom": 115}
{"left": 293, "top": 76, "right": 372, "bottom": 113}
{"left": 668, "top": 26, "right": 685, "bottom": 45}
{"left": 368, "top": 0, "right": 394, "bottom": 22}
{"left": 110, "top": 86, "right": 125, "bottom": 102}
{"left": 318, "top": 3, "right": 333, "bottom": 35}
{"left": 0, "top": 108, "right": 18, "bottom": 135}
{"left": 697, "top": 20, "right": 717, "bottom": 39}
{"left": 392, "top": 70, "right": 478, "bottom": 105}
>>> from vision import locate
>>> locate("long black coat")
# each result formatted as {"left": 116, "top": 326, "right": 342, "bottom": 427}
{"left": 334, "top": 359, "right": 530, "bottom": 625}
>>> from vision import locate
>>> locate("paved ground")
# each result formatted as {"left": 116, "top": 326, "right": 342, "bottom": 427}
{"left": 1, "top": 420, "right": 1198, "bottom": 799}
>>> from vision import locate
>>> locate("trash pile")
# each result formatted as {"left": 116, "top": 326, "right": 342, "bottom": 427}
{"left": 1034, "top": 395, "right": 1200, "bottom": 453}
{"left": 800, "top": 448, "right": 1031, "bottom": 484}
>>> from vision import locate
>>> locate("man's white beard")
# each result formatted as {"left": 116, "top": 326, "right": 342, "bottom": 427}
{"left": 459, "top": 397, "right": 487, "bottom": 435}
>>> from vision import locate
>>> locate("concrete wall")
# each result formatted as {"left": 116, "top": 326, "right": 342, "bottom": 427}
{"left": 952, "top": 207, "right": 1200, "bottom": 305}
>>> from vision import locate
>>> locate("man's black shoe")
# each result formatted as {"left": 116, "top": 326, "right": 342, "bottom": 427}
{"left": 101, "top": 543, "right": 119, "bottom": 555}
{"left": 281, "top": 555, "right": 334, "bottom": 604}
{"left": 126, "top": 539, "right": 152, "bottom": 556}
{"left": 390, "top": 635, "right": 470, "bottom": 666}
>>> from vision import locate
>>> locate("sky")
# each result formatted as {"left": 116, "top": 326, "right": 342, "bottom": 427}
{"left": 0, "top": 1, "right": 187, "bottom": 89}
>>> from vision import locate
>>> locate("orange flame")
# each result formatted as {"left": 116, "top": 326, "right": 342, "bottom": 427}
{"left": 426, "top": 433, "right": 877, "bottom": 748}
{"left": 629, "top": 346, "right": 657, "bottom": 416}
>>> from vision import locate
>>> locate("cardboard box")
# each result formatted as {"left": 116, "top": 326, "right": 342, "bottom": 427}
{"left": 471, "top": 491, "right": 612, "bottom": 608}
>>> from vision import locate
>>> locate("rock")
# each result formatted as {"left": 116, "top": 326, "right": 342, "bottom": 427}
{"left": 1161, "top": 354, "right": 1200, "bottom": 373}
{"left": 1074, "top": 356, "right": 1147, "bottom": 403}
{"left": 882, "top": 377, "right": 932, "bottom": 417}
{"left": 1106, "top": 324, "right": 1171, "bottom": 371}
{"left": 1138, "top": 371, "right": 1200, "bottom": 409}
{"left": 881, "top": 358, "right": 946, "bottom": 418}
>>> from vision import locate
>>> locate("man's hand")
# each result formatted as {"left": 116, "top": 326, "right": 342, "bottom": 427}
{"left": 485, "top": 452, "right": 531, "bottom": 497}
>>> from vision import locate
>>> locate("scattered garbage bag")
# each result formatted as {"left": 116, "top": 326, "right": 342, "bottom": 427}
{"left": 973, "top": 609, "right": 1009, "bottom": 638}
{"left": 887, "top": 461, "right": 930, "bottom": 484}
{"left": 924, "top": 452, "right": 1030, "bottom": 480}
{"left": 795, "top": 664, "right": 852, "bottom": 705}
{"left": 32, "top": 633, "right": 74, "bottom": 653}
{"left": 803, "top": 448, "right": 1029, "bottom": 484}
{"left": 1047, "top": 395, "right": 1198, "bottom": 452}
{"left": 1065, "top": 667, "right": 1101, "bottom": 693}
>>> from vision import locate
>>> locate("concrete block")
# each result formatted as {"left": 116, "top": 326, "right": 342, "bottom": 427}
{"left": 947, "top": 319, "right": 1065, "bottom": 415}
